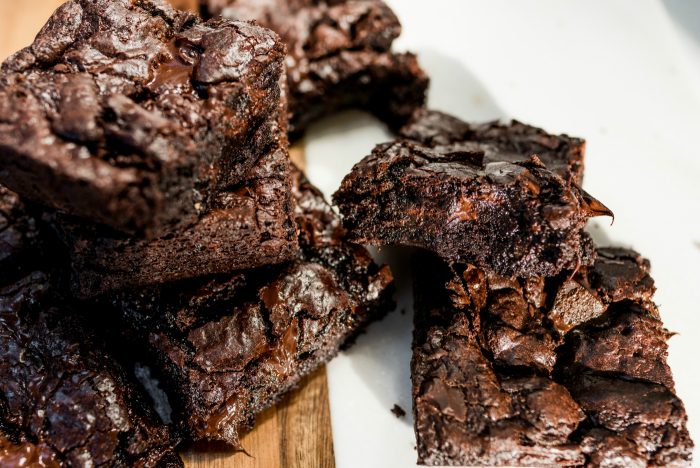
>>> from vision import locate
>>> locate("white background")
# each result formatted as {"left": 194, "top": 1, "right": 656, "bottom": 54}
{"left": 303, "top": 1, "right": 700, "bottom": 467}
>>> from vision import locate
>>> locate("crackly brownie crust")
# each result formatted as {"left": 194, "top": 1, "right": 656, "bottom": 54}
{"left": 53, "top": 112, "right": 297, "bottom": 298}
{"left": 411, "top": 249, "right": 693, "bottom": 466}
{"left": 0, "top": 0, "right": 285, "bottom": 236}
{"left": 203, "top": 0, "right": 428, "bottom": 136}
{"left": 107, "top": 166, "right": 395, "bottom": 445}
{"left": 400, "top": 110, "right": 586, "bottom": 184}
{"left": 334, "top": 111, "right": 611, "bottom": 278}
{"left": 0, "top": 272, "right": 182, "bottom": 467}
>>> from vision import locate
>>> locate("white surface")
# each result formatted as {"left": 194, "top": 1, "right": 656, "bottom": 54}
{"left": 303, "top": 1, "right": 700, "bottom": 466}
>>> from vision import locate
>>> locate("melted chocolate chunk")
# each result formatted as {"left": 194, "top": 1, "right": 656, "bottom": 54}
{"left": 107, "top": 166, "right": 394, "bottom": 445}
{"left": 334, "top": 110, "right": 610, "bottom": 278}
{"left": 0, "top": 272, "right": 182, "bottom": 467}
{"left": 203, "top": 0, "right": 428, "bottom": 136}
{"left": 411, "top": 249, "right": 692, "bottom": 466}
{"left": 0, "top": 0, "right": 285, "bottom": 236}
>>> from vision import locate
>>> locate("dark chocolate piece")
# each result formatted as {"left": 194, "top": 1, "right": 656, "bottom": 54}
{"left": 411, "top": 249, "right": 692, "bottom": 466}
{"left": 334, "top": 111, "right": 611, "bottom": 278}
{"left": 107, "top": 166, "right": 394, "bottom": 445}
{"left": 203, "top": 0, "right": 428, "bottom": 136}
{"left": 0, "top": 272, "right": 182, "bottom": 467}
{"left": 0, "top": 0, "right": 285, "bottom": 236}
{"left": 53, "top": 116, "right": 297, "bottom": 298}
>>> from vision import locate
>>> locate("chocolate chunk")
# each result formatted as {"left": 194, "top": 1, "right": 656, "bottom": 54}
{"left": 391, "top": 404, "right": 406, "bottom": 418}
{"left": 107, "top": 166, "right": 394, "bottom": 444}
{"left": 0, "top": 272, "right": 181, "bottom": 467}
{"left": 334, "top": 110, "right": 611, "bottom": 278}
{"left": 204, "top": 0, "right": 428, "bottom": 136}
{"left": 411, "top": 249, "right": 692, "bottom": 466}
{"left": 0, "top": 0, "right": 285, "bottom": 236}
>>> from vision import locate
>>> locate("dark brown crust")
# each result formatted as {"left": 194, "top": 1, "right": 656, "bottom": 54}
{"left": 334, "top": 111, "right": 610, "bottom": 278}
{"left": 411, "top": 248, "right": 692, "bottom": 466}
{"left": 0, "top": 187, "right": 46, "bottom": 285}
{"left": 203, "top": 0, "right": 428, "bottom": 136}
{"left": 107, "top": 166, "right": 395, "bottom": 445}
{"left": 0, "top": 0, "right": 285, "bottom": 236}
{"left": 0, "top": 272, "right": 182, "bottom": 467}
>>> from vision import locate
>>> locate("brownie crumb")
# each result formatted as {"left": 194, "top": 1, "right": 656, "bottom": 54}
{"left": 391, "top": 404, "right": 406, "bottom": 418}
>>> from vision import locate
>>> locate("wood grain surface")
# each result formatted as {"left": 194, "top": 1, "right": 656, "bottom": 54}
{"left": 0, "top": 1, "right": 335, "bottom": 467}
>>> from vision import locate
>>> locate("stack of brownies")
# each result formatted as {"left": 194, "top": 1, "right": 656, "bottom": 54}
{"left": 0, "top": 0, "right": 693, "bottom": 466}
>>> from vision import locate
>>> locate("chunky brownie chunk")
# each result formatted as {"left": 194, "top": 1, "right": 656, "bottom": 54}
{"left": 400, "top": 110, "right": 586, "bottom": 184}
{"left": 107, "top": 166, "right": 394, "bottom": 445}
{"left": 53, "top": 115, "right": 297, "bottom": 298}
{"left": 203, "top": 0, "right": 428, "bottom": 136}
{"left": 411, "top": 249, "right": 692, "bottom": 466}
{"left": 334, "top": 113, "right": 611, "bottom": 278}
{"left": 0, "top": 272, "right": 182, "bottom": 467}
{"left": 0, "top": 0, "right": 285, "bottom": 236}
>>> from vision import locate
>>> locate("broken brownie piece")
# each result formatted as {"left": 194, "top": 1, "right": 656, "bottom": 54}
{"left": 334, "top": 111, "right": 611, "bottom": 278}
{"left": 411, "top": 249, "right": 692, "bottom": 466}
{"left": 53, "top": 115, "right": 297, "bottom": 298}
{"left": 203, "top": 0, "right": 429, "bottom": 136}
{"left": 0, "top": 0, "right": 285, "bottom": 236}
{"left": 107, "top": 166, "right": 394, "bottom": 445}
{"left": 0, "top": 272, "right": 182, "bottom": 467}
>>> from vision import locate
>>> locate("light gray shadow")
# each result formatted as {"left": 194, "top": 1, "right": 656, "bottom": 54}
{"left": 662, "top": 0, "right": 700, "bottom": 49}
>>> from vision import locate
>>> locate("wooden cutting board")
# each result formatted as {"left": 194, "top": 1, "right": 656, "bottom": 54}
{"left": 0, "top": 2, "right": 335, "bottom": 467}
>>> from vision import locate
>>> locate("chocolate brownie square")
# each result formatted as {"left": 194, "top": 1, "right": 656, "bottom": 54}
{"left": 0, "top": 0, "right": 285, "bottom": 236}
{"left": 411, "top": 249, "right": 693, "bottom": 466}
{"left": 53, "top": 114, "right": 297, "bottom": 298}
{"left": 203, "top": 0, "right": 429, "bottom": 136}
{"left": 334, "top": 111, "right": 611, "bottom": 278}
{"left": 0, "top": 272, "right": 182, "bottom": 467}
{"left": 107, "top": 166, "right": 395, "bottom": 445}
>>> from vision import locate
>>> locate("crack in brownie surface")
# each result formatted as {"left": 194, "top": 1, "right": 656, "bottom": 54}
{"left": 0, "top": 0, "right": 285, "bottom": 236}
{"left": 107, "top": 166, "right": 395, "bottom": 445}
{"left": 334, "top": 110, "right": 611, "bottom": 278}
{"left": 411, "top": 249, "right": 692, "bottom": 466}
{"left": 202, "top": 0, "right": 428, "bottom": 136}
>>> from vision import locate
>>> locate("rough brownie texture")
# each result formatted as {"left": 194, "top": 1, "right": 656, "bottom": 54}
{"left": 202, "top": 0, "right": 429, "bottom": 136}
{"left": 400, "top": 109, "right": 586, "bottom": 184}
{"left": 411, "top": 249, "right": 693, "bottom": 466}
{"left": 0, "top": 272, "right": 183, "bottom": 467}
{"left": 107, "top": 165, "right": 395, "bottom": 445}
{"left": 0, "top": 0, "right": 285, "bottom": 236}
{"left": 334, "top": 112, "right": 611, "bottom": 278}
{"left": 53, "top": 114, "right": 297, "bottom": 298}
{"left": 0, "top": 187, "right": 47, "bottom": 285}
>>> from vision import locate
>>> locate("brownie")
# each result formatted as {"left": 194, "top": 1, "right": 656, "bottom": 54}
{"left": 0, "top": 0, "right": 285, "bottom": 236}
{"left": 411, "top": 249, "right": 693, "bottom": 466}
{"left": 106, "top": 166, "right": 395, "bottom": 445}
{"left": 0, "top": 272, "right": 182, "bottom": 467}
{"left": 203, "top": 0, "right": 429, "bottom": 136}
{"left": 0, "top": 187, "right": 46, "bottom": 285}
{"left": 53, "top": 113, "right": 297, "bottom": 298}
{"left": 334, "top": 111, "right": 611, "bottom": 278}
